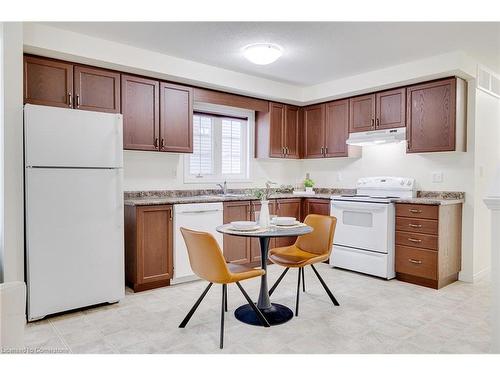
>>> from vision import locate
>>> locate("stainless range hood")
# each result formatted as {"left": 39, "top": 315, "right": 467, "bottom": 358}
{"left": 346, "top": 127, "right": 406, "bottom": 146}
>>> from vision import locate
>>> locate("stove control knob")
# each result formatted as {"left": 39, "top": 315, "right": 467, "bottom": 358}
{"left": 406, "top": 180, "right": 412, "bottom": 186}
{"left": 400, "top": 180, "right": 404, "bottom": 185}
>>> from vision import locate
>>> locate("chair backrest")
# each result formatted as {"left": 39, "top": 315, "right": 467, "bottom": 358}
{"left": 180, "top": 227, "right": 230, "bottom": 284}
{"left": 295, "top": 214, "right": 337, "bottom": 256}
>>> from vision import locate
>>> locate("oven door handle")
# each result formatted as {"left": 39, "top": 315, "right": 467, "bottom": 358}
{"left": 331, "top": 202, "right": 388, "bottom": 212}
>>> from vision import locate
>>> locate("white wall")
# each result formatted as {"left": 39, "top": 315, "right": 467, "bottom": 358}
{"left": 1, "top": 22, "right": 24, "bottom": 282}
{"left": 473, "top": 89, "right": 500, "bottom": 279}
{"left": 124, "top": 151, "right": 302, "bottom": 191}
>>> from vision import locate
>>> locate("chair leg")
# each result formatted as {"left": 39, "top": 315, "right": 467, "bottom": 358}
{"left": 179, "top": 282, "right": 213, "bottom": 328}
{"left": 269, "top": 267, "right": 289, "bottom": 296}
{"left": 301, "top": 267, "right": 305, "bottom": 292}
{"left": 220, "top": 284, "right": 226, "bottom": 349}
{"left": 224, "top": 284, "right": 228, "bottom": 312}
{"left": 295, "top": 267, "right": 301, "bottom": 316}
{"left": 235, "top": 282, "right": 271, "bottom": 327}
{"left": 310, "top": 264, "right": 340, "bottom": 306}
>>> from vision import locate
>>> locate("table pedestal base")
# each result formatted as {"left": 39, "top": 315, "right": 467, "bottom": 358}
{"left": 234, "top": 303, "right": 293, "bottom": 326}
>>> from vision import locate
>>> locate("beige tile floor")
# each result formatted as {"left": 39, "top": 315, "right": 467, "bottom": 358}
{"left": 24, "top": 264, "right": 492, "bottom": 354}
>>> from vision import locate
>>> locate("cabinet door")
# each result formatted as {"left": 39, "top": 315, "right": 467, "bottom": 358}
{"left": 407, "top": 78, "right": 456, "bottom": 153}
{"left": 275, "top": 199, "right": 302, "bottom": 248}
{"left": 284, "top": 105, "right": 300, "bottom": 158}
{"left": 303, "top": 198, "right": 331, "bottom": 220}
{"left": 250, "top": 200, "right": 276, "bottom": 261}
{"left": 223, "top": 201, "right": 251, "bottom": 264}
{"left": 303, "top": 104, "right": 325, "bottom": 158}
{"left": 160, "top": 82, "right": 193, "bottom": 153}
{"left": 375, "top": 88, "right": 406, "bottom": 130}
{"left": 136, "top": 205, "right": 173, "bottom": 285}
{"left": 269, "top": 103, "right": 285, "bottom": 158}
{"left": 324, "top": 99, "right": 349, "bottom": 157}
{"left": 24, "top": 55, "right": 73, "bottom": 108}
{"left": 74, "top": 66, "right": 121, "bottom": 113}
{"left": 349, "top": 94, "right": 376, "bottom": 133}
{"left": 122, "top": 75, "right": 160, "bottom": 151}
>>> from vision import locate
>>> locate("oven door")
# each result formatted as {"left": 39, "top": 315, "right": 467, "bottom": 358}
{"left": 330, "top": 200, "right": 393, "bottom": 254}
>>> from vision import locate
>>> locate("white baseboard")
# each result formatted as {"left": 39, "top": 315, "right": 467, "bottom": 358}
{"left": 473, "top": 267, "right": 491, "bottom": 282}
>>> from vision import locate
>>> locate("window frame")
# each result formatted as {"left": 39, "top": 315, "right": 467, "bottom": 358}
{"left": 183, "top": 103, "right": 253, "bottom": 184}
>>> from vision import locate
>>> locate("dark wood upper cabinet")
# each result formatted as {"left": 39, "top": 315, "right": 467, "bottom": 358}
{"left": 375, "top": 88, "right": 406, "bottom": 130}
{"left": 124, "top": 204, "right": 173, "bottom": 292}
{"left": 159, "top": 82, "right": 193, "bottom": 153}
{"left": 349, "top": 94, "right": 376, "bottom": 133}
{"left": 303, "top": 104, "right": 326, "bottom": 158}
{"left": 24, "top": 55, "right": 73, "bottom": 108}
{"left": 284, "top": 105, "right": 300, "bottom": 158}
{"left": 223, "top": 201, "right": 251, "bottom": 264}
{"left": 407, "top": 78, "right": 466, "bottom": 153}
{"left": 269, "top": 103, "right": 285, "bottom": 157}
{"left": 324, "top": 99, "right": 349, "bottom": 157}
{"left": 122, "top": 74, "right": 160, "bottom": 151}
{"left": 255, "top": 102, "right": 300, "bottom": 158}
{"left": 74, "top": 66, "right": 120, "bottom": 113}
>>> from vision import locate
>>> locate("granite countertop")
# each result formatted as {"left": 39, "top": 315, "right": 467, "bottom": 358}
{"left": 124, "top": 188, "right": 464, "bottom": 207}
{"left": 391, "top": 197, "right": 464, "bottom": 206}
{"left": 124, "top": 192, "right": 334, "bottom": 206}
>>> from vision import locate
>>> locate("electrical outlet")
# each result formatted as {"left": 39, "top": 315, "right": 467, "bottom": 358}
{"left": 432, "top": 171, "right": 443, "bottom": 183}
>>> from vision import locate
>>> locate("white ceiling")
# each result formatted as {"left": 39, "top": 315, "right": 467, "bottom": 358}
{"left": 43, "top": 22, "right": 500, "bottom": 86}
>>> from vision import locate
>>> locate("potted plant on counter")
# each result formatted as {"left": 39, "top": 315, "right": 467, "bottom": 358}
{"left": 304, "top": 177, "right": 315, "bottom": 194}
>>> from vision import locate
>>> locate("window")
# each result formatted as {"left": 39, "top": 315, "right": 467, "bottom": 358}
{"left": 184, "top": 111, "right": 249, "bottom": 183}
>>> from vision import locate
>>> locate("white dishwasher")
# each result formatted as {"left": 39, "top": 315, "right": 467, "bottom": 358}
{"left": 172, "top": 202, "right": 224, "bottom": 284}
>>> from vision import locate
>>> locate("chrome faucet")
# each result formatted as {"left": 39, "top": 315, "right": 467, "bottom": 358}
{"left": 216, "top": 181, "right": 227, "bottom": 195}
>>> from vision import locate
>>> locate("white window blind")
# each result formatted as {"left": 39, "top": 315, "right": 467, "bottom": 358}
{"left": 190, "top": 115, "right": 213, "bottom": 176}
{"left": 222, "top": 119, "right": 242, "bottom": 175}
{"left": 184, "top": 111, "right": 250, "bottom": 183}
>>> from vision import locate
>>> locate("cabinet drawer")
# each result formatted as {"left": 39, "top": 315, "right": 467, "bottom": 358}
{"left": 396, "top": 245, "right": 437, "bottom": 280}
{"left": 396, "top": 217, "right": 438, "bottom": 235}
{"left": 396, "top": 204, "right": 438, "bottom": 220}
{"left": 396, "top": 231, "right": 438, "bottom": 251}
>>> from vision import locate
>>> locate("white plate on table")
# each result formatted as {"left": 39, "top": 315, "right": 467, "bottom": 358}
{"left": 271, "top": 217, "right": 298, "bottom": 226}
{"left": 230, "top": 221, "right": 260, "bottom": 231}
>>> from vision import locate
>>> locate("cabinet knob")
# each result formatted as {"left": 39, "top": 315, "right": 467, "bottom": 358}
{"left": 161, "top": 139, "right": 165, "bottom": 149}
{"left": 409, "top": 209, "right": 422, "bottom": 214}
{"left": 407, "top": 238, "right": 422, "bottom": 243}
{"left": 371, "top": 118, "right": 374, "bottom": 128}
{"left": 68, "top": 93, "right": 72, "bottom": 107}
{"left": 408, "top": 223, "right": 422, "bottom": 228}
{"left": 408, "top": 258, "right": 422, "bottom": 264}
{"left": 76, "top": 95, "right": 80, "bottom": 108}
{"left": 376, "top": 118, "right": 380, "bottom": 128}
{"left": 320, "top": 146, "right": 324, "bottom": 155}
{"left": 324, "top": 146, "right": 328, "bottom": 155}
{"left": 154, "top": 138, "right": 159, "bottom": 149}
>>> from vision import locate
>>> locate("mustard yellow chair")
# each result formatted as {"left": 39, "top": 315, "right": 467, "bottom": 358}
{"left": 268, "top": 214, "right": 339, "bottom": 316}
{"left": 179, "top": 227, "right": 270, "bottom": 349}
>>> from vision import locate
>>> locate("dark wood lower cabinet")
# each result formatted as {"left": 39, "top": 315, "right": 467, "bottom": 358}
{"left": 124, "top": 205, "right": 173, "bottom": 292}
{"left": 222, "top": 201, "right": 251, "bottom": 264}
{"left": 302, "top": 198, "right": 331, "bottom": 219}
{"left": 395, "top": 203, "right": 462, "bottom": 289}
{"left": 250, "top": 200, "right": 277, "bottom": 263}
{"left": 274, "top": 198, "right": 302, "bottom": 248}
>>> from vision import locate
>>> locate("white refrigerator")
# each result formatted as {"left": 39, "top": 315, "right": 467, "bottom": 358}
{"left": 24, "top": 104, "right": 125, "bottom": 321}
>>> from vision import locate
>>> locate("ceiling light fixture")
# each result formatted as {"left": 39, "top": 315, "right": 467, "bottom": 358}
{"left": 243, "top": 43, "right": 283, "bottom": 65}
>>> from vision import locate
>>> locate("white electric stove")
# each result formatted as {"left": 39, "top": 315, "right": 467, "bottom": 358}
{"left": 330, "top": 177, "right": 416, "bottom": 279}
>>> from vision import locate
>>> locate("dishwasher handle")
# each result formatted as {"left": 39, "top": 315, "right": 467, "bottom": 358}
{"left": 177, "top": 209, "right": 222, "bottom": 214}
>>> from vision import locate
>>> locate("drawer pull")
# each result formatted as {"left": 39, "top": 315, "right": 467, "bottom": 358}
{"left": 408, "top": 258, "right": 423, "bottom": 264}
{"left": 409, "top": 209, "right": 422, "bottom": 214}
{"left": 408, "top": 223, "right": 422, "bottom": 228}
{"left": 408, "top": 238, "right": 422, "bottom": 243}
